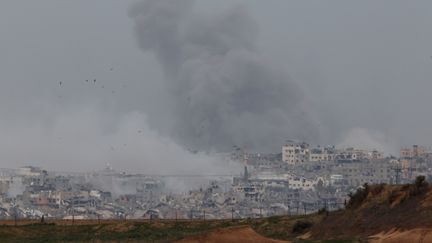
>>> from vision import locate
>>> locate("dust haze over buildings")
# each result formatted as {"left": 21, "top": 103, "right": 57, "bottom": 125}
{"left": 0, "top": 0, "right": 432, "bottom": 171}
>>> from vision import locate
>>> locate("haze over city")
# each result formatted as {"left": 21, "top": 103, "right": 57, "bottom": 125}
{"left": 1, "top": 0, "right": 432, "bottom": 173}
{"left": 3, "top": 2, "right": 432, "bottom": 242}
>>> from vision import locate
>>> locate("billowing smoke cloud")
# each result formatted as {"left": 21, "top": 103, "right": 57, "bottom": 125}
{"left": 129, "top": 0, "right": 318, "bottom": 152}
{"left": 2, "top": 0, "right": 432, "bottom": 172}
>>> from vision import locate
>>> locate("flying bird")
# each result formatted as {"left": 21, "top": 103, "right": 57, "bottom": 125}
{"left": 59, "top": 81, "right": 62, "bottom": 86}
{"left": 93, "top": 79, "right": 97, "bottom": 83}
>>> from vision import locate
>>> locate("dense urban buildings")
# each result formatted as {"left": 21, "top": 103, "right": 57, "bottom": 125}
{"left": 0, "top": 142, "right": 431, "bottom": 220}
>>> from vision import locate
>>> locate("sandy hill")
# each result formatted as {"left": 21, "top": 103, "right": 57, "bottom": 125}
{"left": 308, "top": 176, "right": 432, "bottom": 242}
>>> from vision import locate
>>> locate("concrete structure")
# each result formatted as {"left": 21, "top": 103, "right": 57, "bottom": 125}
{"left": 288, "top": 177, "right": 314, "bottom": 190}
{"left": 330, "top": 174, "right": 344, "bottom": 185}
{"left": 334, "top": 161, "right": 393, "bottom": 186}
{"left": 400, "top": 145, "right": 430, "bottom": 159}
{"left": 282, "top": 141, "right": 310, "bottom": 164}
{"left": 18, "top": 166, "right": 43, "bottom": 177}
{"left": 309, "top": 146, "right": 336, "bottom": 162}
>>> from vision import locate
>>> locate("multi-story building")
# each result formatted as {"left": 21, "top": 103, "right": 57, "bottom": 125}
{"left": 309, "top": 146, "right": 336, "bottom": 162}
{"left": 400, "top": 145, "right": 430, "bottom": 159}
{"left": 369, "top": 150, "right": 384, "bottom": 160}
{"left": 18, "top": 166, "right": 44, "bottom": 177}
{"left": 334, "top": 147, "right": 380, "bottom": 162}
{"left": 334, "top": 161, "right": 393, "bottom": 187}
{"left": 282, "top": 141, "right": 310, "bottom": 164}
{"left": 287, "top": 176, "right": 322, "bottom": 191}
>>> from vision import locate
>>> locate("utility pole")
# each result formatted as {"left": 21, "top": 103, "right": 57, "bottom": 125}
{"left": 324, "top": 199, "right": 328, "bottom": 211}
{"left": 13, "top": 201, "right": 18, "bottom": 226}
{"left": 231, "top": 208, "right": 234, "bottom": 221}
{"left": 285, "top": 190, "right": 289, "bottom": 216}
{"left": 394, "top": 165, "right": 402, "bottom": 184}
{"left": 203, "top": 210, "right": 205, "bottom": 221}
{"left": 285, "top": 184, "right": 290, "bottom": 216}
{"left": 72, "top": 197, "right": 75, "bottom": 225}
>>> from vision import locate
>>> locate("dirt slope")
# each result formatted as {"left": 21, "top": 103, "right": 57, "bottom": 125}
{"left": 369, "top": 228, "right": 432, "bottom": 243}
{"left": 176, "top": 226, "right": 289, "bottom": 243}
{"left": 309, "top": 181, "right": 432, "bottom": 241}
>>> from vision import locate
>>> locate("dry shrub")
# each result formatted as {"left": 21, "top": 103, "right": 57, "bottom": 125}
{"left": 410, "top": 176, "right": 428, "bottom": 196}
{"left": 292, "top": 220, "right": 313, "bottom": 234}
{"left": 347, "top": 183, "right": 370, "bottom": 209}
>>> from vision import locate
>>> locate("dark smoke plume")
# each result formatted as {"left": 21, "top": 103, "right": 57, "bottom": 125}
{"left": 129, "top": 0, "right": 318, "bottom": 152}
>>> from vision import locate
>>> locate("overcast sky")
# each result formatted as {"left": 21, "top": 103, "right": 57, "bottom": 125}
{"left": 1, "top": 0, "right": 432, "bottom": 172}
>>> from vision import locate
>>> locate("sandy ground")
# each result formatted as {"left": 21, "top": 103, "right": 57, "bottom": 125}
{"left": 176, "top": 226, "right": 289, "bottom": 243}
{"left": 369, "top": 228, "right": 432, "bottom": 243}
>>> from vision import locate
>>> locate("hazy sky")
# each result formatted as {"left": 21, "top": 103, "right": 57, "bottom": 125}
{"left": 1, "top": 0, "right": 432, "bottom": 171}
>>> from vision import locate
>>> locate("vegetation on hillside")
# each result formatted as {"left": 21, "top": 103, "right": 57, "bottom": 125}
{"left": 0, "top": 216, "right": 319, "bottom": 243}
{"left": 310, "top": 176, "right": 432, "bottom": 241}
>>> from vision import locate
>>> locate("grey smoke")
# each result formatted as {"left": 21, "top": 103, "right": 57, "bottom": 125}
{"left": 129, "top": 0, "right": 318, "bottom": 152}
{"left": 7, "top": 177, "right": 25, "bottom": 198}
{"left": 2, "top": 0, "right": 431, "bottom": 171}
